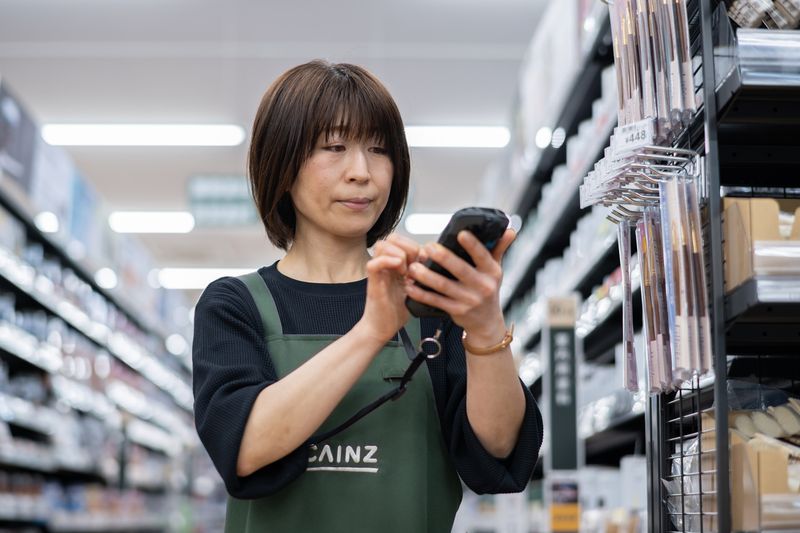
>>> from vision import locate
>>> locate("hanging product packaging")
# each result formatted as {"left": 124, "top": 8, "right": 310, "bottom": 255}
{"left": 675, "top": 178, "right": 702, "bottom": 375}
{"left": 644, "top": 206, "right": 674, "bottom": 388}
{"left": 609, "top": 0, "right": 631, "bottom": 126}
{"left": 636, "top": 219, "right": 663, "bottom": 392}
{"left": 618, "top": 219, "right": 640, "bottom": 392}
{"left": 675, "top": 0, "right": 697, "bottom": 124}
{"left": 659, "top": 179, "right": 692, "bottom": 381}
{"left": 652, "top": 0, "right": 673, "bottom": 140}
{"left": 683, "top": 178, "right": 713, "bottom": 373}
{"left": 623, "top": 0, "right": 644, "bottom": 124}
{"left": 636, "top": 0, "right": 657, "bottom": 122}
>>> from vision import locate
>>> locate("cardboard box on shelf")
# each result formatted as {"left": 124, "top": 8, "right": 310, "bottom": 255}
{"left": 697, "top": 411, "right": 800, "bottom": 531}
{"left": 722, "top": 197, "right": 800, "bottom": 292}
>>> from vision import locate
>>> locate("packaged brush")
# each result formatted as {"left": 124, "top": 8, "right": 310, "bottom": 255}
{"left": 645, "top": 206, "right": 674, "bottom": 388}
{"left": 676, "top": 179, "right": 702, "bottom": 375}
{"left": 659, "top": 179, "right": 691, "bottom": 382}
{"left": 683, "top": 178, "right": 713, "bottom": 373}
{"left": 618, "top": 219, "right": 640, "bottom": 392}
{"left": 636, "top": 219, "right": 663, "bottom": 393}
{"left": 609, "top": 0, "right": 631, "bottom": 125}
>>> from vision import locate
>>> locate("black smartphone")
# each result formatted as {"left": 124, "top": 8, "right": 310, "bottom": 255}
{"left": 405, "top": 207, "right": 509, "bottom": 318}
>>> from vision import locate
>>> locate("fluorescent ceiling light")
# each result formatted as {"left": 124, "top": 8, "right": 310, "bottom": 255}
{"left": 157, "top": 268, "right": 256, "bottom": 290}
{"left": 42, "top": 124, "right": 246, "bottom": 146}
{"left": 404, "top": 126, "right": 509, "bottom": 148}
{"left": 405, "top": 213, "right": 453, "bottom": 235}
{"left": 109, "top": 211, "right": 195, "bottom": 234}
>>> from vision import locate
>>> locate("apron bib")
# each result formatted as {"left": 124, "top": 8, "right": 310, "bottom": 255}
{"left": 225, "top": 272, "right": 462, "bottom": 532}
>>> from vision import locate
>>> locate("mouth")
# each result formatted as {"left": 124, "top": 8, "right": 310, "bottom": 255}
{"left": 338, "top": 198, "right": 372, "bottom": 211}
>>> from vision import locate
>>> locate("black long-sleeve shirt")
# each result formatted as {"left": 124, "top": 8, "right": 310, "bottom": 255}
{"left": 192, "top": 262, "right": 543, "bottom": 499}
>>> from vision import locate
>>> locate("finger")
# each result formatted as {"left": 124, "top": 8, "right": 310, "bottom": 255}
{"left": 408, "top": 262, "right": 480, "bottom": 305}
{"left": 421, "top": 242, "right": 481, "bottom": 286}
{"left": 491, "top": 228, "right": 517, "bottom": 263}
{"left": 366, "top": 255, "right": 404, "bottom": 275}
{"left": 373, "top": 241, "right": 410, "bottom": 274}
{"left": 404, "top": 283, "right": 460, "bottom": 317}
{"left": 385, "top": 233, "right": 422, "bottom": 263}
{"left": 456, "top": 230, "right": 501, "bottom": 276}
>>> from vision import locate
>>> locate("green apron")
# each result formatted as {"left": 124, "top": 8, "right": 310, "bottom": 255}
{"left": 225, "top": 272, "right": 462, "bottom": 532}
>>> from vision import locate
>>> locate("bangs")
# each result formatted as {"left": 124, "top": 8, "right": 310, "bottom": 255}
{"left": 307, "top": 70, "right": 398, "bottom": 150}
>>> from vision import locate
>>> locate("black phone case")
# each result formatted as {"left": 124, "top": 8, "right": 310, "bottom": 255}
{"left": 405, "top": 207, "right": 509, "bottom": 318}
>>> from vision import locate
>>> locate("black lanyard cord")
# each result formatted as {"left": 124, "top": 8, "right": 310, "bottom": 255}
{"left": 307, "top": 319, "right": 452, "bottom": 449}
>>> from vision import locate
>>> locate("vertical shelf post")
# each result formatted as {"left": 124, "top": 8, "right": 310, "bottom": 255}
{"left": 698, "top": 0, "right": 730, "bottom": 531}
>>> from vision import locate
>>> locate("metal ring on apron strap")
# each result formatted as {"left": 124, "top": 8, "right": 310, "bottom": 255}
{"left": 419, "top": 337, "right": 442, "bottom": 358}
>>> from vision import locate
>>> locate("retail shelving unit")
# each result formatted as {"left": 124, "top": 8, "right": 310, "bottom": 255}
{"left": 506, "top": 1, "right": 800, "bottom": 531}
{"left": 0, "top": 81, "right": 223, "bottom": 531}
{"left": 503, "top": 4, "right": 650, "bottom": 490}
{"left": 644, "top": 1, "right": 800, "bottom": 532}
{"left": 502, "top": 15, "right": 616, "bottom": 312}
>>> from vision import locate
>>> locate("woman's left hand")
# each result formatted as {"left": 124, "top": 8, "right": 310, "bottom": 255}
{"left": 404, "top": 228, "right": 516, "bottom": 337}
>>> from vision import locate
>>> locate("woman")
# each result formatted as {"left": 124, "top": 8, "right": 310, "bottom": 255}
{"left": 192, "top": 60, "right": 543, "bottom": 532}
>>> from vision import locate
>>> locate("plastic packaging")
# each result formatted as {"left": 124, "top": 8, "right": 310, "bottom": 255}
{"left": 617, "top": 219, "right": 639, "bottom": 392}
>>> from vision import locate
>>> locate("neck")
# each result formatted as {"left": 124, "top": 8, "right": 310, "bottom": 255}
{"left": 278, "top": 230, "right": 371, "bottom": 284}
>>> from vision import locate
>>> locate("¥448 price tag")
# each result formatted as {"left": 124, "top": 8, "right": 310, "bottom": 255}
{"left": 611, "top": 119, "right": 655, "bottom": 157}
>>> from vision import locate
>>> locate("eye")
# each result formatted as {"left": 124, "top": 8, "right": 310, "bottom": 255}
{"left": 325, "top": 144, "right": 346, "bottom": 152}
{"left": 369, "top": 146, "right": 388, "bottom": 155}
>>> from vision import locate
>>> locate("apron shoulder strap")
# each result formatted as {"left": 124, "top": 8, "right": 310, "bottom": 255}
{"left": 405, "top": 316, "right": 421, "bottom": 348}
{"left": 237, "top": 271, "right": 284, "bottom": 337}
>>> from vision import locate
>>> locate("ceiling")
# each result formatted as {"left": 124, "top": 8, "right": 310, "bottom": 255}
{"left": 0, "top": 0, "right": 547, "bottom": 302}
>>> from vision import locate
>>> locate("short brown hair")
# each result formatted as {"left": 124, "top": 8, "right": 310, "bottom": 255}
{"left": 248, "top": 60, "right": 410, "bottom": 250}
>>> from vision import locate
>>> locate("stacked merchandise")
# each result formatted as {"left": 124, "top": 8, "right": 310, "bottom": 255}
{"left": 579, "top": 0, "right": 800, "bottom": 531}
{"left": 502, "top": 64, "right": 619, "bottom": 307}
{"left": 664, "top": 383, "right": 800, "bottom": 531}
{"left": 722, "top": 197, "right": 800, "bottom": 293}
{"left": 580, "top": 456, "right": 647, "bottom": 533}
{"left": 0, "top": 78, "right": 224, "bottom": 529}
{"left": 580, "top": 141, "right": 713, "bottom": 395}
{"left": 727, "top": 0, "right": 800, "bottom": 29}
{"left": 607, "top": 0, "right": 696, "bottom": 143}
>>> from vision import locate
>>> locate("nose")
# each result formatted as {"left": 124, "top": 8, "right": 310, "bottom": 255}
{"left": 345, "top": 147, "right": 370, "bottom": 183}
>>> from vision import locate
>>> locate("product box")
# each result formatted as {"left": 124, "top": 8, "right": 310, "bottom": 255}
{"left": 722, "top": 197, "right": 800, "bottom": 292}
{"left": 698, "top": 412, "right": 797, "bottom": 531}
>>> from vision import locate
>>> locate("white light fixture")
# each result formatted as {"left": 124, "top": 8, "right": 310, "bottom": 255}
{"left": 109, "top": 211, "right": 195, "bottom": 234}
{"left": 404, "top": 213, "right": 453, "bottom": 235}
{"left": 94, "top": 267, "right": 118, "bottom": 289}
{"left": 551, "top": 127, "right": 567, "bottom": 149}
{"left": 42, "top": 124, "right": 246, "bottom": 147}
{"left": 157, "top": 268, "right": 255, "bottom": 290}
{"left": 404, "top": 126, "right": 509, "bottom": 148}
{"left": 34, "top": 211, "right": 60, "bottom": 233}
{"left": 165, "top": 334, "right": 188, "bottom": 356}
{"left": 535, "top": 127, "right": 553, "bottom": 149}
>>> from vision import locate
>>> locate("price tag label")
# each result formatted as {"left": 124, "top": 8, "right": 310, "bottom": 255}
{"left": 611, "top": 119, "right": 655, "bottom": 157}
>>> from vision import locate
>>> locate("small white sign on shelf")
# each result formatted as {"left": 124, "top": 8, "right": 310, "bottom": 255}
{"left": 611, "top": 119, "right": 655, "bottom": 157}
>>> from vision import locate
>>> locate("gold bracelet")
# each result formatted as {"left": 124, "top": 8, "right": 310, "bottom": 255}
{"left": 462, "top": 323, "right": 515, "bottom": 355}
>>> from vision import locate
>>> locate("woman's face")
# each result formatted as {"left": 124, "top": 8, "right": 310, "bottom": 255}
{"left": 290, "top": 131, "right": 393, "bottom": 245}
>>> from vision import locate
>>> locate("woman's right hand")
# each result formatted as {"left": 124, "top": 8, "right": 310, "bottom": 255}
{"left": 359, "top": 233, "right": 422, "bottom": 343}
